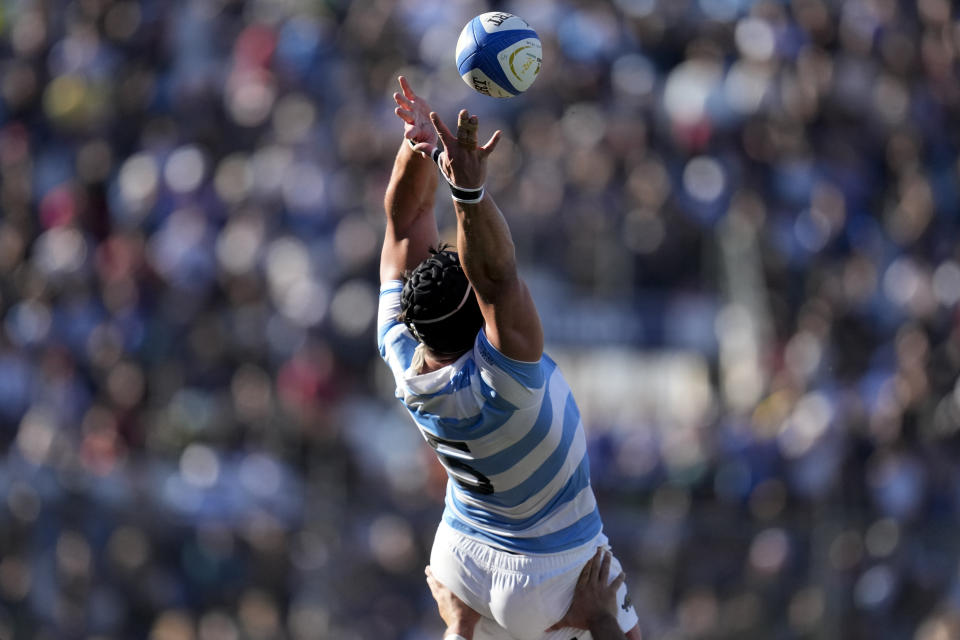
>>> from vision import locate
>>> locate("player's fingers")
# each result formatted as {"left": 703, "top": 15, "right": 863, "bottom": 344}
{"left": 576, "top": 549, "right": 597, "bottom": 588}
{"left": 430, "top": 112, "right": 456, "bottom": 147}
{"left": 457, "top": 110, "right": 478, "bottom": 145}
{"left": 398, "top": 75, "right": 417, "bottom": 100}
{"left": 587, "top": 547, "right": 603, "bottom": 583}
{"left": 425, "top": 573, "right": 441, "bottom": 597}
{"left": 599, "top": 550, "right": 612, "bottom": 583}
{"left": 575, "top": 567, "right": 588, "bottom": 589}
{"left": 395, "top": 107, "right": 415, "bottom": 125}
{"left": 609, "top": 571, "right": 626, "bottom": 593}
{"left": 394, "top": 91, "right": 413, "bottom": 110}
{"left": 479, "top": 130, "right": 502, "bottom": 157}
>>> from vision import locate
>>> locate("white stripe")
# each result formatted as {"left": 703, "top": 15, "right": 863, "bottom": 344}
{"left": 517, "top": 485, "right": 597, "bottom": 537}
{"left": 453, "top": 428, "right": 587, "bottom": 521}
{"left": 446, "top": 405, "right": 539, "bottom": 459}
{"left": 377, "top": 281, "right": 403, "bottom": 329}
{"left": 408, "top": 382, "right": 481, "bottom": 421}
{"left": 383, "top": 325, "right": 412, "bottom": 383}
{"left": 382, "top": 322, "right": 408, "bottom": 350}
{"left": 405, "top": 358, "right": 487, "bottom": 421}
{"left": 399, "top": 350, "right": 484, "bottom": 422}
{"left": 484, "top": 371, "right": 573, "bottom": 492}
{"left": 455, "top": 366, "right": 556, "bottom": 457}
{"left": 402, "top": 350, "right": 470, "bottom": 394}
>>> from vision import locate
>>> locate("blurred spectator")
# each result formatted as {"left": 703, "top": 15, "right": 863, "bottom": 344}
{"left": 0, "top": 0, "right": 958, "bottom": 638}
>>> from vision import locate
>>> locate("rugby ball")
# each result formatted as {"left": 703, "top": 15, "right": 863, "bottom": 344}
{"left": 455, "top": 12, "right": 542, "bottom": 98}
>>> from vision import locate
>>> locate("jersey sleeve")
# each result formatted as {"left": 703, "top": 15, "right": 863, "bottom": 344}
{"left": 377, "top": 280, "right": 417, "bottom": 390}
{"left": 472, "top": 328, "right": 546, "bottom": 410}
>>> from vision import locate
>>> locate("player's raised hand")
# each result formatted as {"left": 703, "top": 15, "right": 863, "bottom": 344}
{"left": 393, "top": 76, "right": 438, "bottom": 151}
{"left": 428, "top": 109, "right": 501, "bottom": 190}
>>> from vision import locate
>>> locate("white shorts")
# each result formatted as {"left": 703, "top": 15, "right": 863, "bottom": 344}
{"left": 430, "top": 521, "right": 639, "bottom": 640}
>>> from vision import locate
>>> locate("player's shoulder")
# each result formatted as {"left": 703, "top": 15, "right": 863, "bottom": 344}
{"left": 468, "top": 330, "right": 555, "bottom": 412}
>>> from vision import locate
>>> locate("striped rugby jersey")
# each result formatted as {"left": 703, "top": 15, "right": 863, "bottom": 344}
{"left": 377, "top": 280, "right": 602, "bottom": 554}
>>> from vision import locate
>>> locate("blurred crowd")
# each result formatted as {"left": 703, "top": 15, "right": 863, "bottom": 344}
{"left": 0, "top": 0, "right": 958, "bottom": 638}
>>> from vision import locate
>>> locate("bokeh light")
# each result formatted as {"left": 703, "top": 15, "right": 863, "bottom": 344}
{"left": 0, "top": 1, "right": 957, "bottom": 638}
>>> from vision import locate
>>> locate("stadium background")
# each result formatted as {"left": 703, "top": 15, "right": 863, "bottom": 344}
{"left": 0, "top": 0, "right": 959, "bottom": 638}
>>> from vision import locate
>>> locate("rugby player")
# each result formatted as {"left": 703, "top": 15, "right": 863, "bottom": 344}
{"left": 378, "top": 76, "right": 640, "bottom": 640}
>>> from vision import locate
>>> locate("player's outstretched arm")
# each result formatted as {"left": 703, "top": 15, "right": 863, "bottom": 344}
{"left": 426, "top": 110, "right": 543, "bottom": 362}
{"left": 381, "top": 76, "right": 440, "bottom": 284}
{"left": 425, "top": 566, "right": 482, "bottom": 640}
{"left": 547, "top": 548, "right": 631, "bottom": 640}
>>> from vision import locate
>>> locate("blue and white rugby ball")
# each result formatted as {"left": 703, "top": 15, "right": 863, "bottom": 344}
{"left": 456, "top": 12, "right": 542, "bottom": 98}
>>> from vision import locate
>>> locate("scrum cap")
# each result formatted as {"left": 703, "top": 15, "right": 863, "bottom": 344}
{"left": 399, "top": 247, "right": 483, "bottom": 355}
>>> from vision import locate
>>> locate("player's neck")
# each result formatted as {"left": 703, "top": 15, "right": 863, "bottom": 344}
{"left": 420, "top": 348, "right": 464, "bottom": 373}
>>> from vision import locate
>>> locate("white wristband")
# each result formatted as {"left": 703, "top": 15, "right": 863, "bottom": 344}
{"left": 444, "top": 635, "right": 469, "bottom": 640}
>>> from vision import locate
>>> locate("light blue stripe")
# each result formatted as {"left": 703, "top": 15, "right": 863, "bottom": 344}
{"left": 377, "top": 321, "right": 399, "bottom": 350}
{"left": 415, "top": 411, "right": 484, "bottom": 441}
{"left": 451, "top": 358, "right": 476, "bottom": 392}
{"left": 381, "top": 327, "right": 416, "bottom": 369}
{"left": 475, "top": 356, "right": 555, "bottom": 412}
{"left": 449, "top": 455, "right": 592, "bottom": 529}
{"left": 488, "top": 391, "right": 580, "bottom": 507}
{"left": 411, "top": 395, "right": 515, "bottom": 440}
{"left": 467, "top": 384, "right": 553, "bottom": 476}
{"left": 442, "top": 506, "right": 602, "bottom": 554}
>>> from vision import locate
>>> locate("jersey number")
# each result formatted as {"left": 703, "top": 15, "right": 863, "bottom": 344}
{"left": 423, "top": 434, "right": 494, "bottom": 495}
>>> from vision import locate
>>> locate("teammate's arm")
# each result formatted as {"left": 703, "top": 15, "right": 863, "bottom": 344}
{"left": 425, "top": 566, "right": 482, "bottom": 640}
{"left": 547, "top": 548, "right": 630, "bottom": 640}
{"left": 426, "top": 110, "right": 544, "bottom": 362}
{"left": 381, "top": 76, "right": 440, "bottom": 284}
